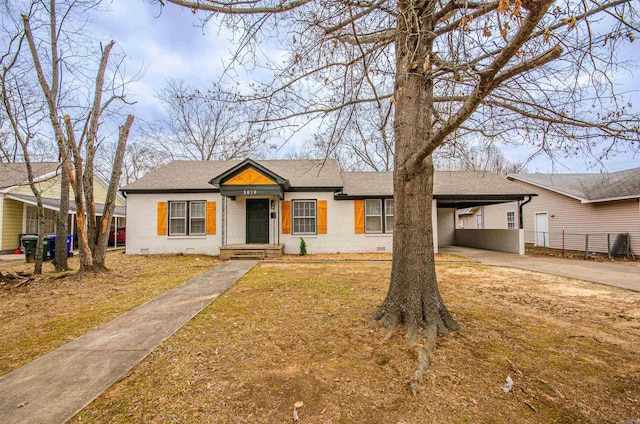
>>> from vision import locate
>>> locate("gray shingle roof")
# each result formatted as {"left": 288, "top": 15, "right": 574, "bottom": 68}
{"left": 6, "top": 193, "right": 126, "bottom": 217}
{"left": 508, "top": 167, "right": 640, "bottom": 202}
{"left": 340, "top": 171, "right": 535, "bottom": 197}
{"left": 122, "top": 159, "right": 344, "bottom": 191}
{"left": 0, "top": 162, "right": 60, "bottom": 189}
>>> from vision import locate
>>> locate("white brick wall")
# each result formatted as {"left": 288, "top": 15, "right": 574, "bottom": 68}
{"left": 125, "top": 192, "right": 222, "bottom": 255}
{"left": 280, "top": 192, "right": 394, "bottom": 254}
{"left": 127, "top": 192, "right": 444, "bottom": 255}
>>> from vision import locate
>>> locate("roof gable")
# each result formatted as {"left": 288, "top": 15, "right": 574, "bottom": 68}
{"left": 210, "top": 159, "right": 288, "bottom": 187}
{"left": 508, "top": 167, "right": 640, "bottom": 203}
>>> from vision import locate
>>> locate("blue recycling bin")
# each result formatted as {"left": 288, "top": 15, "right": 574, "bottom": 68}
{"left": 48, "top": 234, "right": 73, "bottom": 260}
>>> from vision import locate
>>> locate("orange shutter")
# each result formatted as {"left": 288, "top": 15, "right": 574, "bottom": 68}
{"left": 318, "top": 200, "right": 327, "bottom": 234}
{"left": 282, "top": 200, "right": 291, "bottom": 234}
{"left": 157, "top": 202, "right": 167, "bottom": 235}
{"left": 354, "top": 200, "right": 364, "bottom": 234}
{"left": 206, "top": 201, "right": 216, "bottom": 235}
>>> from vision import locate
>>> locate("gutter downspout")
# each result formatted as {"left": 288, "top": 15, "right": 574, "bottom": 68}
{"left": 519, "top": 196, "right": 533, "bottom": 229}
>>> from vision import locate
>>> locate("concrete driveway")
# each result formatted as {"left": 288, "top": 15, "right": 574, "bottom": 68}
{"left": 442, "top": 246, "right": 639, "bottom": 292}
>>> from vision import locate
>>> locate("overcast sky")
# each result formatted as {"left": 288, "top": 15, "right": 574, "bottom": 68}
{"left": 86, "top": 1, "right": 639, "bottom": 173}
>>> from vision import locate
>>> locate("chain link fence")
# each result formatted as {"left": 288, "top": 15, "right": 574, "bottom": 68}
{"left": 525, "top": 231, "right": 638, "bottom": 260}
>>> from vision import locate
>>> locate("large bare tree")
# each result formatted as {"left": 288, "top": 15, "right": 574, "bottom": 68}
{"left": 160, "top": 0, "right": 639, "bottom": 388}
{"left": 145, "top": 78, "right": 269, "bottom": 161}
{"left": 15, "top": 0, "right": 135, "bottom": 273}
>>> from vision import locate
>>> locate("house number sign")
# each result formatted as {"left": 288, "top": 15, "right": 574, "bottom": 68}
{"left": 243, "top": 190, "right": 258, "bottom": 195}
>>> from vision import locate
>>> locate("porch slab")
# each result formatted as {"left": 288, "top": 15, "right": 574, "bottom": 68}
{"left": 220, "top": 244, "right": 285, "bottom": 260}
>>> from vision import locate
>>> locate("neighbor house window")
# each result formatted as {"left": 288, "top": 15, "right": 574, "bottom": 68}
{"left": 190, "top": 201, "right": 206, "bottom": 235}
{"left": 292, "top": 200, "right": 316, "bottom": 234}
{"left": 26, "top": 206, "right": 56, "bottom": 234}
{"left": 476, "top": 214, "right": 483, "bottom": 229}
{"left": 365, "top": 199, "right": 394, "bottom": 234}
{"left": 507, "top": 211, "right": 516, "bottom": 229}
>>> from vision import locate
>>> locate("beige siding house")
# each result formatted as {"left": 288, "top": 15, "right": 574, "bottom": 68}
{"left": 481, "top": 168, "right": 640, "bottom": 256}
{"left": 0, "top": 163, "right": 126, "bottom": 253}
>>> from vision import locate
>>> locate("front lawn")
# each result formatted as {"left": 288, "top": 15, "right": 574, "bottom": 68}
{"left": 73, "top": 261, "right": 639, "bottom": 423}
{"left": 0, "top": 252, "right": 220, "bottom": 376}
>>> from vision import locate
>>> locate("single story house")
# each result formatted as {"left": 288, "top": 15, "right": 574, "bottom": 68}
{"left": 0, "top": 162, "right": 126, "bottom": 253}
{"left": 478, "top": 167, "right": 640, "bottom": 256}
{"left": 121, "top": 159, "right": 536, "bottom": 257}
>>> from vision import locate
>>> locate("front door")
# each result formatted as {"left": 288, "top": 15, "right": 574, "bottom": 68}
{"left": 246, "top": 199, "right": 269, "bottom": 244}
{"left": 534, "top": 212, "right": 549, "bottom": 247}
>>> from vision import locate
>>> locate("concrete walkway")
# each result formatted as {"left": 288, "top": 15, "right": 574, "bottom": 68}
{"left": 0, "top": 260, "right": 257, "bottom": 424}
{"left": 442, "top": 246, "right": 639, "bottom": 292}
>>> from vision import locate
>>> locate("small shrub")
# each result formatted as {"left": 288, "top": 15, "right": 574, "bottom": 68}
{"left": 299, "top": 238, "right": 307, "bottom": 256}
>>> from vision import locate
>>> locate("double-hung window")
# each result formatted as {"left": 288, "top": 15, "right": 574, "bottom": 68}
{"left": 169, "top": 201, "right": 207, "bottom": 236}
{"left": 507, "top": 211, "right": 516, "bottom": 229}
{"left": 476, "top": 214, "right": 483, "bottom": 229}
{"left": 169, "top": 202, "right": 187, "bottom": 235}
{"left": 26, "top": 206, "right": 56, "bottom": 234}
{"left": 190, "top": 201, "right": 206, "bottom": 235}
{"left": 384, "top": 199, "right": 394, "bottom": 233}
{"left": 365, "top": 199, "right": 394, "bottom": 233}
{"left": 292, "top": 200, "right": 316, "bottom": 235}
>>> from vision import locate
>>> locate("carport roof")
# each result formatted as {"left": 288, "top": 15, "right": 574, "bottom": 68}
{"left": 339, "top": 170, "right": 536, "bottom": 206}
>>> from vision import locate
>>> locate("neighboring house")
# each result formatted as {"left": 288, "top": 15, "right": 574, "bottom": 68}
{"left": 481, "top": 168, "right": 640, "bottom": 256}
{"left": 122, "top": 159, "right": 535, "bottom": 257}
{"left": 0, "top": 162, "right": 127, "bottom": 253}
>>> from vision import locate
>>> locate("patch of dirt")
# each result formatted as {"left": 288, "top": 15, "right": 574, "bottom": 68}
{"left": 73, "top": 261, "right": 640, "bottom": 423}
{"left": 0, "top": 252, "right": 220, "bottom": 376}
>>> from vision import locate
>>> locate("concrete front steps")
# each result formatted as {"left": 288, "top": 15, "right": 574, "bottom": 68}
{"left": 219, "top": 244, "right": 285, "bottom": 260}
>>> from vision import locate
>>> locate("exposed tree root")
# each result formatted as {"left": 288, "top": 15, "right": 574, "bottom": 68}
{"left": 371, "top": 303, "right": 461, "bottom": 394}
{"left": 410, "top": 323, "right": 437, "bottom": 395}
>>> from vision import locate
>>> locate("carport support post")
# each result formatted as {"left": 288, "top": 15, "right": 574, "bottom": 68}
{"left": 585, "top": 234, "right": 589, "bottom": 260}
{"left": 607, "top": 233, "right": 611, "bottom": 260}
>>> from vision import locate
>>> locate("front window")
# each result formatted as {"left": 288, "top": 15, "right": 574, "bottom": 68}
{"left": 169, "top": 201, "right": 187, "bottom": 235}
{"left": 26, "top": 206, "right": 56, "bottom": 234}
{"left": 292, "top": 200, "right": 316, "bottom": 234}
{"left": 365, "top": 199, "right": 383, "bottom": 233}
{"left": 190, "top": 201, "right": 206, "bottom": 235}
{"left": 365, "top": 199, "right": 394, "bottom": 233}
{"left": 385, "top": 199, "right": 394, "bottom": 233}
{"left": 507, "top": 211, "right": 516, "bottom": 229}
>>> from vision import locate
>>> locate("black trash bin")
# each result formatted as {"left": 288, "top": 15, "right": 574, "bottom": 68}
{"left": 21, "top": 235, "right": 50, "bottom": 262}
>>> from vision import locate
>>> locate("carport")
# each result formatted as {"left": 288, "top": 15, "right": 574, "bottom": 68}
{"left": 432, "top": 172, "right": 537, "bottom": 255}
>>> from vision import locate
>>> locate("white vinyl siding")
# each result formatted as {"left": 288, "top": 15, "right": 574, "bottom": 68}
{"left": 507, "top": 211, "right": 516, "bottom": 229}
{"left": 292, "top": 200, "right": 316, "bottom": 235}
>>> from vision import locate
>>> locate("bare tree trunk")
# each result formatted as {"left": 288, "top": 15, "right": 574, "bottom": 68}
{"left": 54, "top": 162, "right": 69, "bottom": 270}
{"left": 94, "top": 115, "right": 134, "bottom": 269}
{"left": 63, "top": 116, "right": 95, "bottom": 273}
{"left": 372, "top": 2, "right": 459, "bottom": 339}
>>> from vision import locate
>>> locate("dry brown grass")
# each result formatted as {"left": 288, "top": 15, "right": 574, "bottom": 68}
{"left": 72, "top": 261, "right": 640, "bottom": 423}
{"left": 0, "top": 252, "right": 220, "bottom": 376}
{"left": 273, "top": 252, "right": 473, "bottom": 262}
